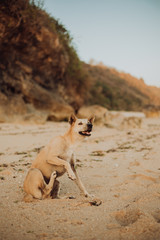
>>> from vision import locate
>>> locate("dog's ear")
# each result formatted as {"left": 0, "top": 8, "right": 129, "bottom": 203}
{"left": 88, "top": 116, "right": 95, "bottom": 124}
{"left": 69, "top": 114, "right": 77, "bottom": 125}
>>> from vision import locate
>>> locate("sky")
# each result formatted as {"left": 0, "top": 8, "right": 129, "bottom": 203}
{"left": 44, "top": 0, "right": 160, "bottom": 87}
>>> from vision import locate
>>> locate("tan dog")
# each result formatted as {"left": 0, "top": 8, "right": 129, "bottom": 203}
{"left": 23, "top": 114, "right": 94, "bottom": 201}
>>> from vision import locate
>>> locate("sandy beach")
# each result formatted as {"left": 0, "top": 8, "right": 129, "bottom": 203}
{"left": 0, "top": 116, "right": 160, "bottom": 240}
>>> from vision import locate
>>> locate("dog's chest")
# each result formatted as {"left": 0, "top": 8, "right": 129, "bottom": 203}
{"left": 60, "top": 147, "right": 73, "bottom": 161}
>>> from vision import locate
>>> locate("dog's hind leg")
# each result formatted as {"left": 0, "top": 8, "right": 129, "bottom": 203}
{"left": 42, "top": 171, "right": 57, "bottom": 198}
{"left": 50, "top": 179, "right": 60, "bottom": 199}
{"left": 24, "top": 168, "right": 44, "bottom": 200}
{"left": 50, "top": 179, "right": 75, "bottom": 199}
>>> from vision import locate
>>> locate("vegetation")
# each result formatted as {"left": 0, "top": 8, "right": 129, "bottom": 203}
{"left": 84, "top": 63, "right": 160, "bottom": 111}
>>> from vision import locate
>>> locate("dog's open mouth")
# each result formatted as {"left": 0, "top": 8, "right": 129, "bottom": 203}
{"left": 79, "top": 130, "right": 91, "bottom": 137}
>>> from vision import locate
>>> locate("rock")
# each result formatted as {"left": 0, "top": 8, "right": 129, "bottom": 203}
{"left": 21, "top": 80, "right": 54, "bottom": 110}
{"left": 77, "top": 105, "right": 108, "bottom": 124}
{"left": 120, "top": 116, "right": 142, "bottom": 129}
{"left": 143, "top": 105, "right": 160, "bottom": 118}
{"left": 47, "top": 103, "right": 74, "bottom": 121}
{"left": 0, "top": 88, "right": 74, "bottom": 123}
{"left": 22, "top": 105, "right": 49, "bottom": 124}
{"left": 105, "top": 111, "right": 143, "bottom": 129}
{"left": 0, "top": 94, "right": 27, "bottom": 123}
{"left": 144, "top": 110, "right": 160, "bottom": 118}
{"left": 0, "top": 94, "right": 48, "bottom": 124}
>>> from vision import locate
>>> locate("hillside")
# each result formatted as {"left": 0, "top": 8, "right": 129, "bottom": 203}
{"left": 0, "top": 0, "right": 160, "bottom": 122}
{"left": 84, "top": 63, "right": 160, "bottom": 111}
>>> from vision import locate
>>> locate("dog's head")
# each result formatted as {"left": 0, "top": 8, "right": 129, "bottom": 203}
{"left": 69, "top": 114, "right": 95, "bottom": 137}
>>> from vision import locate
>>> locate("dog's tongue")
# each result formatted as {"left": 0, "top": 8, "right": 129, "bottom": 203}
{"left": 82, "top": 131, "right": 90, "bottom": 135}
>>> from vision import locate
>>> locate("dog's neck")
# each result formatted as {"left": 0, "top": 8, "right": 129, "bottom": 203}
{"left": 63, "top": 127, "right": 83, "bottom": 146}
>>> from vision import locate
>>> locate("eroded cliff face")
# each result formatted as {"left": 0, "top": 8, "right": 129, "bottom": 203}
{"left": 0, "top": 0, "right": 87, "bottom": 122}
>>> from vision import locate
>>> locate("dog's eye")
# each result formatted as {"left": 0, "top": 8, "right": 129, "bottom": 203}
{"left": 78, "top": 122, "right": 83, "bottom": 125}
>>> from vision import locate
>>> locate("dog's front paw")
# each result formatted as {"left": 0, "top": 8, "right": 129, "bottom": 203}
{"left": 51, "top": 171, "right": 57, "bottom": 179}
{"left": 68, "top": 172, "right": 76, "bottom": 181}
{"left": 84, "top": 192, "right": 95, "bottom": 198}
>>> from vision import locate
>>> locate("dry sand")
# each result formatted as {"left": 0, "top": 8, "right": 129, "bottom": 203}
{"left": 0, "top": 117, "right": 160, "bottom": 240}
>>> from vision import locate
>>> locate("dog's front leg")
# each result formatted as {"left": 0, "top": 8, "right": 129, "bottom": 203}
{"left": 47, "top": 157, "right": 76, "bottom": 180}
{"left": 70, "top": 154, "right": 91, "bottom": 198}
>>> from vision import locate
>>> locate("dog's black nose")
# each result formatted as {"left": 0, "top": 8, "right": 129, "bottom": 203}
{"left": 87, "top": 123, "right": 93, "bottom": 131}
